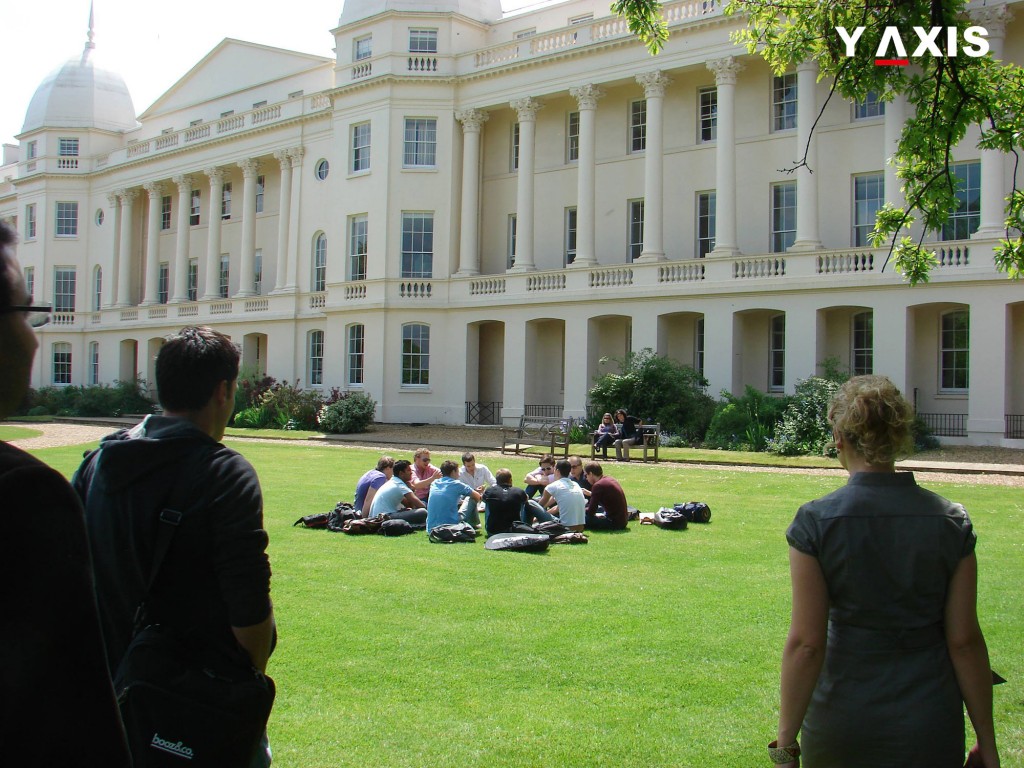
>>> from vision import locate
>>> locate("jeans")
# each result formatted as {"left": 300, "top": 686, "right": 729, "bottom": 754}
{"left": 459, "top": 496, "right": 482, "bottom": 527}
{"left": 521, "top": 499, "right": 554, "bottom": 524}
{"left": 250, "top": 731, "right": 271, "bottom": 767}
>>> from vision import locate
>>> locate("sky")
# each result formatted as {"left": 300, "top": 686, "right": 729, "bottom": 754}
{"left": 2, "top": 0, "right": 558, "bottom": 148}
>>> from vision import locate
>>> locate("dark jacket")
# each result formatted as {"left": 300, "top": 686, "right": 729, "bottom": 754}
{"left": 73, "top": 415, "right": 272, "bottom": 670}
{"left": 0, "top": 442, "right": 131, "bottom": 766}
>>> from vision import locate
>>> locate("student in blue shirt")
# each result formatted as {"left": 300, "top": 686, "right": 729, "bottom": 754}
{"left": 425, "top": 461, "right": 482, "bottom": 532}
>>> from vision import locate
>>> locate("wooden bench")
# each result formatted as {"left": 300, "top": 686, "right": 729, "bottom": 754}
{"left": 501, "top": 415, "right": 571, "bottom": 457}
{"left": 589, "top": 422, "right": 661, "bottom": 463}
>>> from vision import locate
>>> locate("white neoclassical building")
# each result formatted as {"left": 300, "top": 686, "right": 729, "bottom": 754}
{"left": 2, "top": 0, "right": 1023, "bottom": 445}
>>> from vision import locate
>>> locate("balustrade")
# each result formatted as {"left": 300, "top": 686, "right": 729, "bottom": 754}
{"left": 526, "top": 273, "right": 566, "bottom": 291}
{"left": 658, "top": 262, "right": 705, "bottom": 283}
{"left": 817, "top": 251, "right": 874, "bottom": 274}
{"left": 399, "top": 281, "right": 433, "bottom": 298}
{"left": 590, "top": 268, "right": 633, "bottom": 288}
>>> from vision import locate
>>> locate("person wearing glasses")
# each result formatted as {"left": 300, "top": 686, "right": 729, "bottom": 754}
{"left": 567, "top": 455, "right": 592, "bottom": 495}
{"left": 410, "top": 447, "right": 441, "bottom": 501}
{"left": 0, "top": 221, "right": 131, "bottom": 765}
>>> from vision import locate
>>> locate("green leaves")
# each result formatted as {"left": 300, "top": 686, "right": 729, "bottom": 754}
{"left": 610, "top": 0, "right": 669, "bottom": 55}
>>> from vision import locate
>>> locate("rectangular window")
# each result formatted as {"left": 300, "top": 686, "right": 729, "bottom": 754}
{"left": 255, "top": 176, "right": 265, "bottom": 213}
{"left": 313, "top": 234, "right": 327, "bottom": 292}
{"left": 852, "top": 311, "right": 873, "bottom": 376}
{"left": 54, "top": 267, "right": 76, "bottom": 312}
{"left": 354, "top": 35, "right": 372, "bottom": 60}
{"left": 401, "top": 212, "right": 433, "bottom": 279}
{"left": 409, "top": 29, "right": 438, "bottom": 53}
{"left": 853, "top": 173, "right": 884, "bottom": 247}
{"left": 348, "top": 324, "right": 365, "bottom": 386}
{"left": 565, "top": 207, "right": 577, "bottom": 265}
{"left": 940, "top": 311, "right": 969, "bottom": 391}
{"left": 221, "top": 182, "right": 232, "bottom": 220}
{"left": 52, "top": 343, "right": 72, "bottom": 385}
{"left": 25, "top": 203, "right": 36, "bottom": 240}
{"left": 308, "top": 330, "right": 324, "bottom": 387}
{"left": 628, "top": 199, "right": 645, "bottom": 262}
{"left": 352, "top": 122, "right": 371, "bottom": 173}
{"left": 190, "top": 189, "right": 201, "bottom": 226}
{"left": 58, "top": 138, "right": 79, "bottom": 157}
{"left": 695, "top": 318, "right": 705, "bottom": 377}
{"left": 772, "top": 73, "right": 798, "bottom": 132}
{"left": 55, "top": 201, "right": 78, "bottom": 237}
{"left": 219, "top": 255, "right": 230, "bottom": 298}
{"left": 254, "top": 249, "right": 263, "bottom": 296}
{"left": 402, "top": 324, "right": 430, "bottom": 386}
{"left": 515, "top": 28, "right": 536, "bottom": 39}
{"left": 507, "top": 214, "right": 517, "bottom": 269}
{"left": 187, "top": 258, "right": 198, "bottom": 301}
{"left": 158, "top": 262, "right": 169, "bottom": 304}
{"left": 567, "top": 111, "right": 580, "bottom": 163}
{"left": 89, "top": 342, "right": 100, "bottom": 385}
{"left": 26, "top": 141, "right": 37, "bottom": 160}
{"left": 161, "top": 195, "right": 172, "bottom": 230}
{"left": 24, "top": 267, "right": 34, "bottom": 303}
{"left": 699, "top": 86, "right": 718, "bottom": 142}
{"left": 93, "top": 267, "right": 102, "bottom": 312}
{"left": 697, "top": 191, "right": 716, "bottom": 258}
{"left": 853, "top": 90, "right": 885, "bottom": 119}
{"left": 404, "top": 118, "right": 437, "bottom": 167}
{"left": 252, "top": 101, "right": 267, "bottom": 110}
{"left": 770, "top": 314, "right": 786, "bottom": 391}
{"left": 941, "top": 161, "right": 981, "bottom": 241}
{"left": 771, "top": 182, "right": 797, "bottom": 253}
{"left": 569, "top": 13, "right": 593, "bottom": 24}
{"left": 510, "top": 122, "right": 520, "bottom": 172}
{"left": 349, "top": 214, "right": 368, "bottom": 281}
{"left": 630, "top": 100, "right": 647, "bottom": 153}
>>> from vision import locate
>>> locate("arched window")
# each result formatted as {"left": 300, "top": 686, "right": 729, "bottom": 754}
{"left": 401, "top": 324, "right": 429, "bottom": 386}
{"left": 312, "top": 233, "right": 327, "bottom": 292}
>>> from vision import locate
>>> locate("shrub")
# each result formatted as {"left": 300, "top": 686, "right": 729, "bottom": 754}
{"left": 317, "top": 392, "right": 377, "bottom": 434}
{"left": 234, "top": 367, "right": 277, "bottom": 417}
{"left": 257, "top": 381, "right": 324, "bottom": 431}
{"left": 704, "top": 386, "right": 790, "bottom": 451}
{"left": 587, "top": 348, "right": 715, "bottom": 442}
{"left": 768, "top": 376, "right": 844, "bottom": 456}
{"left": 912, "top": 416, "right": 941, "bottom": 452}
{"left": 17, "top": 379, "right": 154, "bottom": 418}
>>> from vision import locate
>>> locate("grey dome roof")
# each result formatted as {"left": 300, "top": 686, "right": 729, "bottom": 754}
{"left": 22, "top": 43, "right": 137, "bottom": 134}
{"left": 339, "top": 0, "right": 503, "bottom": 26}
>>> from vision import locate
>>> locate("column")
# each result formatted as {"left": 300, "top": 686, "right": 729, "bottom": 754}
{"left": 272, "top": 150, "right": 293, "bottom": 292}
{"left": 883, "top": 94, "right": 907, "bottom": 214}
{"left": 500, "top": 320, "right": 527, "bottom": 420}
{"left": 115, "top": 188, "right": 137, "bottom": 307}
{"left": 202, "top": 167, "right": 224, "bottom": 300}
{"left": 508, "top": 97, "right": 541, "bottom": 273}
{"left": 236, "top": 158, "right": 260, "bottom": 297}
{"left": 873, "top": 303, "right": 909, "bottom": 393}
{"left": 972, "top": 4, "right": 1013, "bottom": 239}
{"left": 285, "top": 147, "right": 305, "bottom": 291}
{"left": 791, "top": 60, "right": 823, "bottom": 251}
{"left": 570, "top": 84, "right": 604, "bottom": 267}
{"left": 702, "top": 304, "right": 735, "bottom": 397}
{"left": 455, "top": 109, "right": 488, "bottom": 276}
{"left": 141, "top": 182, "right": 163, "bottom": 305}
{"left": 562, "top": 320, "right": 589, "bottom": 419}
{"left": 171, "top": 175, "right": 192, "bottom": 302}
{"left": 707, "top": 56, "right": 744, "bottom": 257}
{"left": 784, "top": 305, "right": 819, "bottom": 394}
{"left": 636, "top": 71, "right": 671, "bottom": 262}
{"left": 105, "top": 192, "right": 120, "bottom": 308}
{"left": 967, "top": 299, "right": 1007, "bottom": 444}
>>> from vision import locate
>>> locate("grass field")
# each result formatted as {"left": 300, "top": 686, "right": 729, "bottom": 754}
{"left": 30, "top": 440, "right": 1024, "bottom": 768}
{"left": 0, "top": 425, "right": 43, "bottom": 441}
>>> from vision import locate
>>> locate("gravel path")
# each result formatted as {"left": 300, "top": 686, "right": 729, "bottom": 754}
{"left": 6, "top": 421, "right": 1022, "bottom": 488}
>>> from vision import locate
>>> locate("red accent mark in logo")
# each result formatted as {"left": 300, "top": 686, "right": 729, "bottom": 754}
{"left": 875, "top": 59, "right": 910, "bottom": 66}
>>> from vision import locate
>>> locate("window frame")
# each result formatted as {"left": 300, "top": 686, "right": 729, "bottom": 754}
{"left": 698, "top": 86, "right": 718, "bottom": 143}
{"left": 408, "top": 28, "right": 438, "bottom": 54}
{"left": 89, "top": 341, "right": 100, "bottom": 386}
{"left": 255, "top": 175, "right": 265, "bottom": 213}
{"left": 852, "top": 172, "right": 884, "bottom": 247}
{"left": 401, "top": 212, "right": 434, "bottom": 279}
{"left": 853, "top": 90, "right": 885, "bottom": 120}
{"left": 697, "top": 190, "right": 717, "bottom": 258}
{"left": 510, "top": 122, "right": 520, "bottom": 172}
{"left": 92, "top": 266, "right": 102, "bottom": 312}
{"left": 769, "top": 314, "right": 786, "bottom": 392}
{"left": 695, "top": 317, "right": 705, "bottom": 377}
{"left": 347, "top": 324, "right": 365, "bottom": 386}
{"left": 307, "top": 329, "right": 325, "bottom": 387}
{"left": 349, "top": 214, "right": 368, "bottom": 281}
{"left": 187, "top": 258, "right": 199, "bottom": 301}
{"left": 851, "top": 311, "right": 873, "bottom": 376}
{"left": 254, "top": 249, "right": 263, "bottom": 296}
{"left": 566, "top": 111, "right": 580, "bottom": 163}
{"left": 507, "top": 213, "right": 517, "bottom": 269}
{"left": 52, "top": 342, "right": 72, "bottom": 386}
{"left": 629, "top": 99, "right": 647, "bottom": 153}
{"left": 351, "top": 122, "right": 371, "bottom": 173}
{"left": 939, "top": 310, "right": 970, "bottom": 392}
{"left": 403, "top": 118, "right": 437, "bottom": 168}
{"left": 161, "top": 195, "right": 172, "bottom": 230}
{"left": 628, "top": 199, "right": 645, "bottom": 262}
{"left": 58, "top": 137, "right": 79, "bottom": 157}
{"left": 221, "top": 182, "right": 232, "bottom": 220}
{"left": 219, "top": 254, "right": 230, "bottom": 298}
{"left": 190, "top": 189, "right": 201, "bottom": 226}
{"left": 771, "top": 181, "right": 797, "bottom": 253}
{"left": 940, "top": 161, "right": 981, "bottom": 241}
{"left": 312, "top": 232, "right": 327, "bottom": 292}
{"left": 564, "top": 206, "right": 578, "bottom": 266}
{"left": 54, "top": 267, "right": 76, "bottom": 313}
{"left": 315, "top": 159, "right": 330, "bottom": 181}
{"left": 24, "top": 267, "right": 34, "bottom": 303}
{"left": 772, "top": 73, "right": 798, "bottom": 132}
{"left": 354, "top": 35, "right": 372, "bottom": 61}
{"left": 158, "top": 262, "right": 169, "bottom": 305}
{"left": 401, "top": 323, "right": 431, "bottom": 387}
{"left": 25, "top": 203, "right": 37, "bottom": 240}
{"left": 55, "top": 201, "right": 78, "bottom": 237}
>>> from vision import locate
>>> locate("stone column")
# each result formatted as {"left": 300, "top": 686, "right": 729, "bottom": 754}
{"left": 236, "top": 159, "right": 260, "bottom": 297}
{"left": 570, "top": 84, "right": 604, "bottom": 267}
{"left": 702, "top": 304, "right": 735, "bottom": 397}
{"left": 202, "top": 167, "right": 225, "bottom": 300}
{"left": 105, "top": 192, "right": 120, "bottom": 308}
{"left": 500, "top": 320, "right": 527, "bottom": 420}
{"left": 141, "top": 182, "right": 164, "bottom": 305}
{"left": 636, "top": 71, "right": 671, "bottom": 262}
{"left": 791, "top": 60, "right": 823, "bottom": 251}
{"left": 508, "top": 98, "right": 542, "bottom": 273}
{"left": 707, "top": 56, "right": 744, "bottom": 257}
{"left": 273, "top": 150, "right": 293, "bottom": 292}
{"left": 872, "top": 304, "right": 909, "bottom": 393}
{"left": 562, "top": 320, "right": 589, "bottom": 419}
{"left": 883, "top": 94, "right": 907, "bottom": 214}
{"left": 171, "top": 175, "right": 192, "bottom": 302}
{"left": 967, "top": 299, "right": 1007, "bottom": 443}
{"left": 972, "top": 4, "right": 1013, "bottom": 239}
{"left": 115, "top": 188, "right": 137, "bottom": 307}
{"left": 285, "top": 147, "right": 305, "bottom": 291}
{"left": 455, "top": 109, "right": 488, "bottom": 276}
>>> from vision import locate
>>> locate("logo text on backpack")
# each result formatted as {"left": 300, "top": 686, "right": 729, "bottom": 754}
{"left": 151, "top": 733, "right": 195, "bottom": 760}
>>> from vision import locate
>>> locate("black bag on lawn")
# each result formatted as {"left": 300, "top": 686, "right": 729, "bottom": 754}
{"left": 533, "top": 520, "right": 568, "bottom": 536}
{"left": 327, "top": 507, "right": 359, "bottom": 531}
{"left": 428, "top": 522, "right": 479, "bottom": 543}
{"left": 484, "top": 532, "right": 551, "bottom": 552}
{"left": 674, "top": 502, "right": 712, "bottom": 524}
{"left": 653, "top": 508, "right": 688, "bottom": 530}
{"left": 627, "top": 506, "right": 641, "bottom": 521}
{"left": 292, "top": 513, "right": 329, "bottom": 529}
{"left": 379, "top": 519, "right": 415, "bottom": 536}
{"left": 510, "top": 520, "right": 538, "bottom": 534}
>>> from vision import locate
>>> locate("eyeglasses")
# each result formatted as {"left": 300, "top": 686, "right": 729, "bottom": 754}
{"left": 0, "top": 305, "right": 52, "bottom": 328}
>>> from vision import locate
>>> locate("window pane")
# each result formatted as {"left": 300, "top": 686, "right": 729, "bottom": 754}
{"left": 630, "top": 100, "right": 647, "bottom": 152}
{"left": 853, "top": 173, "right": 884, "bottom": 246}
{"left": 404, "top": 119, "right": 437, "bottom": 167}
{"left": 402, "top": 324, "right": 430, "bottom": 386}
{"left": 772, "top": 74, "right": 797, "bottom": 131}
{"left": 699, "top": 87, "right": 717, "bottom": 142}
{"left": 401, "top": 213, "right": 433, "bottom": 278}
{"left": 348, "top": 324, "right": 365, "bottom": 385}
{"left": 941, "top": 162, "right": 981, "bottom": 241}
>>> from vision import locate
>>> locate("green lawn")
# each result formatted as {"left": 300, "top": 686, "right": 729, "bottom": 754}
{"left": 31, "top": 441, "right": 1024, "bottom": 768}
{"left": 0, "top": 425, "right": 43, "bottom": 440}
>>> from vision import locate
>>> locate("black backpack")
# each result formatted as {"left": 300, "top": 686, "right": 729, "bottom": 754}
{"left": 674, "top": 502, "right": 712, "bottom": 524}
{"left": 653, "top": 508, "right": 688, "bottom": 530}
{"left": 428, "top": 523, "right": 478, "bottom": 543}
{"left": 379, "top": 519, "right": 415, "bottom": 537}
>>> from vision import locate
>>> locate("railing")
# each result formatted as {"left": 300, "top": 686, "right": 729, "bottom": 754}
{"left": 734, "top": 257, "right": 786, "bottom": 279}
{"left": 311, "top": 94, "right": 332, "bottom": 111}
{"left": 345, "top": 283, "right": 367, "bottom": 300}
{"left": 658, "top": 262, "right": 705, "bottom": 283}
{"left": 147, "top": 306, "right": 167, "bottom": 319}
{"left": 527, "top": 273, "right": 565, "bottom": 291}
{"left": 217, "top": 115, "right": 245, "bottom": 133}
{"left": 470, "top": 278, "right": 506, "bottom": 295}
{"left": 119, "top": 309, "right": 138, "bottom": 321}
{"left": 937, "top": 245, "right": 969, "bottom": 268}
{"left": 176, "top": 304, "right": 199, "bottom": 317}
{"left": 352, "top": 62, "right": 372, "bottom": 79}
{"left": 525, "top": 404, "right": 563, "bottom": 418}
{"left": 818, "top": 251, "right": 874, "bottom": 274}
{"left": 1005, "top": 414, "right": 1024, "bottom": 439}
{"left": 917, "top": 412, "right": 967, "bottom": 437}
{"left": 155, "top": 134, "right": 178, "bottom": 150}
{"left": 252, "top": 105, "right": 282, "bottom": 125}
{"left": 184, "top": 124, "right": 210, "bottom": 142}
{"left": 309, "top": 293, "right": 326, "bottom": 309}
{"left": 52, "top": 312, "right": 76, "bottom": 326}
{"left": 210, "top": 301, "right": 232, "bottom": 314}
{"left": 127, "top": 142, "right": 151, "bottom": 158}
{"left": 57, "top": 158, "right": 79, "bottom": 169}
{"left": 400, "top": 282, "right": 432, "bottom": 298}
{"left": 590, "top": 267, "right": 633, "bottom": 288}
{"left": 466, "top": 401, "right": 502, "bottom": 425}
{"left": 408, "top": 56, "right": 438, "bottom": 72}
{"left": 244, "top": 298, "right": 269, "bottom": 312}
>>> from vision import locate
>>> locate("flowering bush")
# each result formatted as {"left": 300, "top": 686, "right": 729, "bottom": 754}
{"left": 317, "top": 392, "right": 377, "bottom": 434}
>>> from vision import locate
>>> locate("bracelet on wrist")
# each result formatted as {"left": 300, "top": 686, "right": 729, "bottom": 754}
{"left": 767, "top": 739, "right": 800, "bottom": 765}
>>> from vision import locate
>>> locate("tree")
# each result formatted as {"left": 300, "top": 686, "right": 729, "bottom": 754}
{"left": 614, "top": 0, "right": 1024, "bottom": 284}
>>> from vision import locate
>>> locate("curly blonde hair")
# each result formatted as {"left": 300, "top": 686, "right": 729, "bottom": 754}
{"left": 828, "top": 375, "right": 914, "bottom": 465}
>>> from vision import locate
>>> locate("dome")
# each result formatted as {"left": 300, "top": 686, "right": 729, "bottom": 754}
{"left": 21, "top": 41, "right": 137, "bottom": 134}
{"left": 339, "top": 0, "right": 504, "bottom": 27}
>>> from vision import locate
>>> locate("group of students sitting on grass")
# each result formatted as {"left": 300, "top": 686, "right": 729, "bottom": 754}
{"left": 352, "top": 449, "right": 630, "bottom": 536}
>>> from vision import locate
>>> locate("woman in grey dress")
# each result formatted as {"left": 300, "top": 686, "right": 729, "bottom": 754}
{"left": 769, "top": 375, "right": 1000, "bottom": 768}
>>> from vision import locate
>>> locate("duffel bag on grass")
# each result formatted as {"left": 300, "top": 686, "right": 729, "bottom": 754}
{"left": 674, "top": 502, "right": 712, "bottom": 524}
{"left": 653, "top": 508, "right": 688, "bottom": 530}
{"left": 484, "top": 532, "right": 551, "bottom": 552}
{"left": 429, "top": 522, "right": 479, "bottom": 543}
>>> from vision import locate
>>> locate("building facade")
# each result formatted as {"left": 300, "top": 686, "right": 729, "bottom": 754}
{"left": 2, "top": 0, "right": 1023, "bottom": 445}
